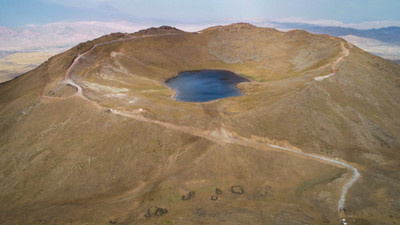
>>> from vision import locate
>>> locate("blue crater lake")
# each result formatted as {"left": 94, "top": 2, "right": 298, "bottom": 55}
{"left": 165, "top": 70, "right": 249, "bottom": 102}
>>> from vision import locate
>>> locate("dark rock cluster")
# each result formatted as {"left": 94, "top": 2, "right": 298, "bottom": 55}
{"left": 144, "top": 206, "right": 168, "bottom": 218}
{"left": 182, "top": 191, "right": 195, "bottom": 200}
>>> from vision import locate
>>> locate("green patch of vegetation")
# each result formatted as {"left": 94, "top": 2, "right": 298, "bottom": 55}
{"left": 272, "top": 192, "right": 291, "bottom": 201}
{"left": 296, "top": 168, "right": 346, "bottom": 194}
{"left": 167, "top": 192, "right": 182, "bottom": 202}
{"left": 238, "top": 73, "right": 260, "bottom": 81}
{"left": 352, "top": 218, "right": 372, "bottom": 225}
{"left": 159, "top": 220, "right": 175, "bottom": 225}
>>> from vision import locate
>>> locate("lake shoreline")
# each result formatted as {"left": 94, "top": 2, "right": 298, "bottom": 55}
{"left": 165, "top": 69, "right": 249, "bottom": 103}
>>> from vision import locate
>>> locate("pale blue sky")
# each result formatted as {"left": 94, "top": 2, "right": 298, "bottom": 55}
{"left": 1, "top": 0, "right": 400, "bottom": 27}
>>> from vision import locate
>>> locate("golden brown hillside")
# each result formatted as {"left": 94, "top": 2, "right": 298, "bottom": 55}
{"left": 0, "top": 23, "right": 399, "bottom": 225}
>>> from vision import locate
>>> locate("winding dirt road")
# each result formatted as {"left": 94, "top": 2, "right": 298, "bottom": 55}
{"left": 57, "top": 33, "right": 359, "bottom": 213}
{"left": 314, "top": 41, "right": 350, "bottom": 81}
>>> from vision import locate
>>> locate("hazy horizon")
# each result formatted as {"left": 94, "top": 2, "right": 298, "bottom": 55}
{"left": 1, "top": 1, "right": 400, "bottom": 63}
{"left": 1, "top": 0, "right": 400, "bottom": 28}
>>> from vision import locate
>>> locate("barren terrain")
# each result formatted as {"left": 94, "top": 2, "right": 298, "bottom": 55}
{"left": 0, "top": 24, "right": 399, "bottom": 225}
{"left": 0, "top": 51, "right": 56, "bottom": 83}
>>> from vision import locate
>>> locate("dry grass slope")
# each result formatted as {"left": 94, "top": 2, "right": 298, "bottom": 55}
{"left": 0, "top": 23, "right": 399, "bottom": 224}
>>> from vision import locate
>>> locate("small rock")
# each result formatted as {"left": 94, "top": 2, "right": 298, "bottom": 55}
{"left": 144, "top": 206, "right": 168, "bottom": 218}
{"left": 182, "top": 191, "right": 195, "bottom": 200}
{"left": 231, "top": 185, "right": 245, "bottom": 195}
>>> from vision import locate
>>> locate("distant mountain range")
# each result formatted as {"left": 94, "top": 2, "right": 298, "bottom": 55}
{"left": 0, "top": 20, "right": 399, "bottom": 60}
{"left": 392, "top": 60, "right": 400, "bottom": 65}
{"left": 274, "top": 22, "right": 400, "bottom": 45}
{"left": 268, "top": 22, "right": 400, "bottom": 60}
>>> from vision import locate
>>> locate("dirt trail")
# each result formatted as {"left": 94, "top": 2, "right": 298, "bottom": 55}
{"left": 114, "top": 110, "right": 359, "bottom": 212}
{"left": 55, "top": 33, "right": 359, "bottom": 213}
{"left": 314, "top": 41, "right": 350, "bottom": 81}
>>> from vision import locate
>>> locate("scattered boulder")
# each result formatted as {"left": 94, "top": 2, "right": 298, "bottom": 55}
{"left": 109, "top": 218, "right": 118, "bottom": 224}
{"left": 231, "top": 185, "right": 245, "bottom": 194}
{"left": 261, "top": 185, "right": 273, "bottom": 197}
{"left": 144, "top": 206, "right": 168, "bottom": 218}
{"left": 182, "top": 191, "right": 195, "bottom": 200}
{"left": 216, "top": 188, "right": 222, "bottom": 195}
{"left": 211, "top": 196, "right": 218, "bottom": 201}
